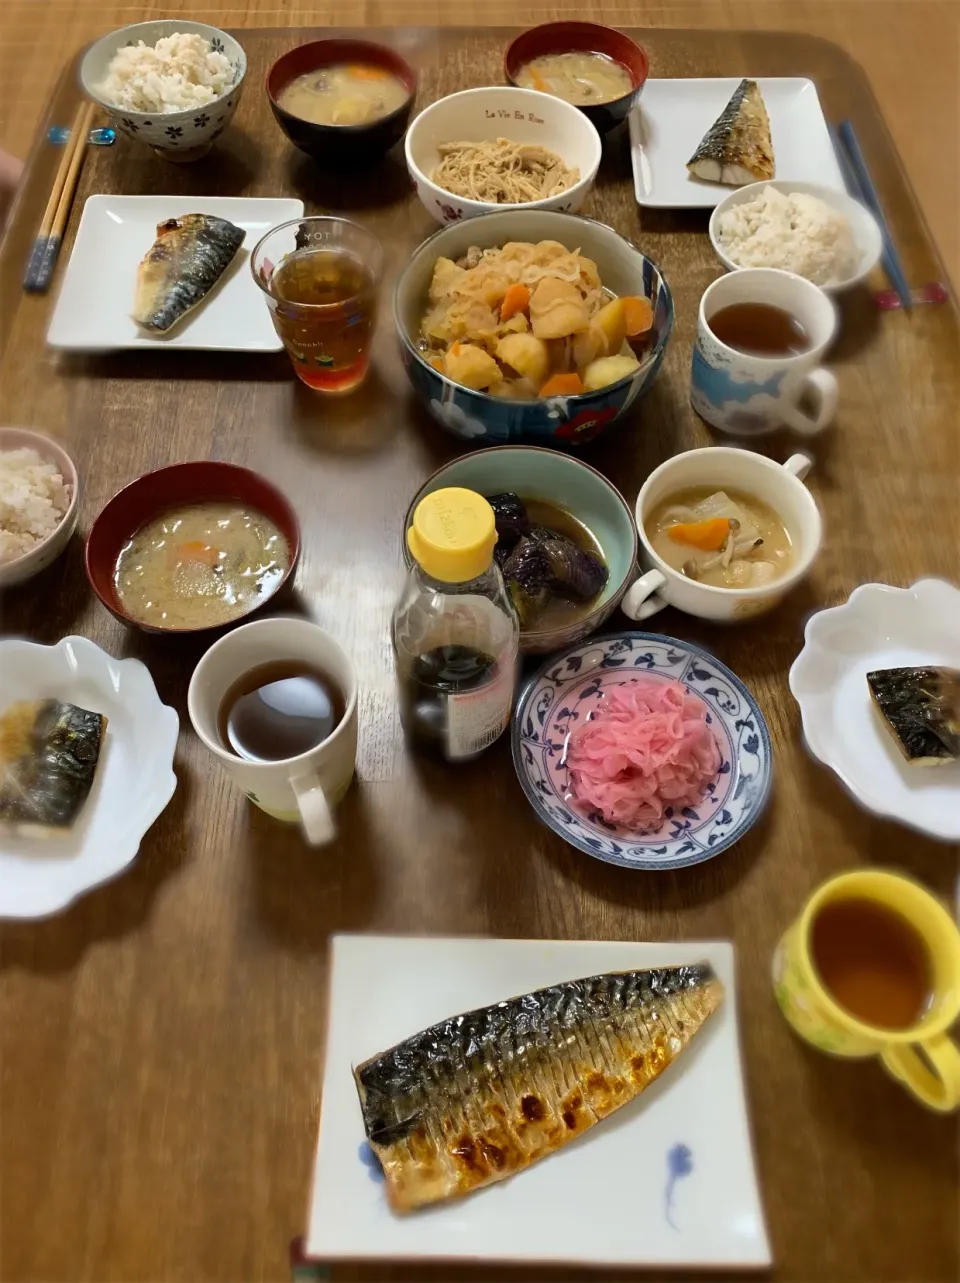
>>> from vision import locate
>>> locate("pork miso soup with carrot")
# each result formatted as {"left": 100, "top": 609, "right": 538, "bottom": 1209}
{"left": 517, "top": 51, "right": 634, "bottom": 106}
{"left": 113, "top": 502, "right": 290, "bottom": 629}
{"left": 277, "top": 63, "right": 409, "bottom": 127}
{"left": 418, "top": 240, "right": 655, "bottom": 400}
{"left": 646, "top": 488, "right": 793, "bottom": 589}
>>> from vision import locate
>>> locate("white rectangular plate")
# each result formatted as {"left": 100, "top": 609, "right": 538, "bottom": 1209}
{"left": 47, "top": 194, "right": 304, "bottom": 351}
{"left": 629, "top": 77, "right": 844, "bottom": 208}
{"left": 307, "top": 935, "right": 771, "bottom": 1269}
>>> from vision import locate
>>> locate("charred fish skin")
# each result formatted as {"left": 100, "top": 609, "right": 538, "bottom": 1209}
{"left": 0, "top": 700, "right": 106, "bottom": 828}
{"left": 133, "top": 214, "right": 245, "bottom": 332}
{"left": 867, "top": 667, "right": 960, "bottom": 766}
{"left": 354, "top": 964, "right": 723, "bottom": 1213}
{"left": 687, "top": 79, "right": 775, "bottom": 186}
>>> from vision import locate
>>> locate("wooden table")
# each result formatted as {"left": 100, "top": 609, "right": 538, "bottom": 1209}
{"left": 1, "top": 23, "right": 958, "bottom": 1283}
{"left": 1, "top": 2, "right": 958, "bottom": 284}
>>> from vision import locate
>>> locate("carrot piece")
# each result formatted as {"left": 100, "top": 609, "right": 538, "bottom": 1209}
{"left": 622, "top": 295, "right": 654, "bottom": 337}
{"left": 176, "top": 540, "right": 220, "bottom": 566}
{"left": 539, "top": 372, "right": 585, "bottom": 397}
{"left": 530, "top": 68, "right": 547, "bottom": 92}
{"left": 349, "top": 64, "right": 389, "bottom": 79}
{"left": 500, "top": 283, "right": 531, "bottom": 323}
{"left": 666, "top": 519, "right": 731, "bottom": 551}
{"left": 429, "top": 356, "right": 445, "bottom": 373}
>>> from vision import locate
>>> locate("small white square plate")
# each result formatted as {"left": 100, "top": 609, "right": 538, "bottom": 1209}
{"left": 629, "top": 78, "right": 844, "bottom": 208}
{"left": 47, "top": 194, "right": 304, "bottom": 351}
{"left": 307, "top": 935, "right": 771, "bottom": 1269}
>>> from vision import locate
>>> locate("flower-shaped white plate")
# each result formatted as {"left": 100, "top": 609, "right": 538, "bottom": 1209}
{"left": 789, "top": 579, "right": 960, "bottom": 840}
{"left": 0, "top": 636, "right": 179, "bottom": 917}
{"left": 512, "top": 633, "right": 772, "bottom": 871}
{"left": 307, "top": 934, "right": 771, "bottom": 1269}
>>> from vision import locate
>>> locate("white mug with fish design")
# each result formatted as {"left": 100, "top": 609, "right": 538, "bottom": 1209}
{"left": 187, "top": 616, "right": 358, "bottom": 845}
{"left": 691, "top": 268, "right": 839, "bottom": 436}
{"left": 622, "top": 447, "right": 822, "bottom": 623}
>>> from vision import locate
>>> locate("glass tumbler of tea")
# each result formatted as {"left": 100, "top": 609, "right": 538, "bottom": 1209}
{"left": 251, "top": 216, "right": 383, "bottom": 393}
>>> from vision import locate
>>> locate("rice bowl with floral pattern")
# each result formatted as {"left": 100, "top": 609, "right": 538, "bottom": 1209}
{"left": 512, "top": 632, "right": 772, "bottom": 869}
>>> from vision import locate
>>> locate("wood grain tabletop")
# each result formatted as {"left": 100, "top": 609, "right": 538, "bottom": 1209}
{"left": 1, "top": 16, "right": 958, "bottom": 1283}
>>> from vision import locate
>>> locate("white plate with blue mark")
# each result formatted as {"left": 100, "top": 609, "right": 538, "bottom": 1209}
{"left": 512, "top": 632, "right": 772, "bottom": 871}
{"left": 306, "top": 935, "right": 771, "bottom": 1269}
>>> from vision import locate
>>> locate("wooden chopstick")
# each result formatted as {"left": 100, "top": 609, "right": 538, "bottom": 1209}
{"left": 23, "top": 101, "right": 95, "bottom": 294}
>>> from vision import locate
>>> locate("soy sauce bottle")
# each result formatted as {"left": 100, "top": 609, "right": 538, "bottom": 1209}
{"left": 393, "top": 488, "right": 519, "bottom": 762}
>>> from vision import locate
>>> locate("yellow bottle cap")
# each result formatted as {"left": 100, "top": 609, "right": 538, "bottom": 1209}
{"left": 407, "top": 488, "right": 497, "bottom": 583}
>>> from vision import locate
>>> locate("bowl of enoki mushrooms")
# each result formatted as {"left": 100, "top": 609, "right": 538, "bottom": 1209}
{"left": 405, "top": 85, "right": 602, "bottom": 223}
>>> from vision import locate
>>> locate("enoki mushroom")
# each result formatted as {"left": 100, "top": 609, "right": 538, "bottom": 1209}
{"left": 433, "top": 138, "right": 579, "bottom": 205}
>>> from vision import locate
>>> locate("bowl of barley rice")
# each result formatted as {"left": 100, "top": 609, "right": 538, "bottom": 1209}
{"left": 80, "top": 20, "right": 247, "bottom": 162}
{"left": 0, "top": 429, "right": 79, "bottom": 588}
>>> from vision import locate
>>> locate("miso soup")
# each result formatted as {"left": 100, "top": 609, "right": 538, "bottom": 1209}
{"left": 646, "top": 487, "right": 792, "bottom": 590}
{"left": 114, "top": 502, "right": 290, "bottom": 629}
{"left": 517, "top": 51, "right": 633, "bottom": 106}
{"left": 278, "top": 63, "right": 409, "bottom": 127}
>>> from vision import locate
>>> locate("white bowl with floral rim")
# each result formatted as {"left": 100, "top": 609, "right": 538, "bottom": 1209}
{"left": 405, "top": 86, "right": 602, "bottom": 223}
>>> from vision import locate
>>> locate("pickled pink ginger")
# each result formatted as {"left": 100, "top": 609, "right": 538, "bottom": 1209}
{"left": 566, "top": 677, "right": 721, "bottom": 830}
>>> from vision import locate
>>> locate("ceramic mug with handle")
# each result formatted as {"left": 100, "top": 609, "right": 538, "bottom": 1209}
{"left": 622, "top": 446, "right": 823, "bottom": 623}
{"left": 691, "top": 267, "right": 839, "bottom": 436}
{"left": 773, "top": 869, "right": 960, "bottom": 1112}
{"left": 187, "top": 615, "right": 358, "bottom": 845}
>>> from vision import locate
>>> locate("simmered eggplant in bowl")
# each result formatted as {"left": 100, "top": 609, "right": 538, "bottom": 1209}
{"left": 402, "top": 446, "right": 638, "bottom": 653}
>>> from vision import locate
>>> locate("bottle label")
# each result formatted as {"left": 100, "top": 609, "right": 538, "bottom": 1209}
{"left": 446, "top": 663, "right": 514, "bottom": 759}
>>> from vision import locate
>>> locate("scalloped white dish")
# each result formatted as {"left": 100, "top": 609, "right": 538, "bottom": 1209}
{"left": 0, "top": 636, "right": 179, "bottom": 917}
{"left": 789, "top": 579, "right": 960, "bottom": 840}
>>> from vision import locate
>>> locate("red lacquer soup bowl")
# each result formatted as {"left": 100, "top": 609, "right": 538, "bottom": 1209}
{"left": 504, "top": 23, "right": 648, "bottom": 133}
{"left": 85, "top": 461, "right": 301, "bottom": 635}
{"left": 266, "top": 38, "right": 417, "bottom": 163}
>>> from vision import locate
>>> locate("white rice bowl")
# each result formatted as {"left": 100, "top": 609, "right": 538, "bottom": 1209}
{"left": 96, "top": 32, "right": 234, "bottom": 114}
{"left": 0, "top": 448, "right": 71, "bottom": 564}
{"left": 715, "top": 185, "right": 856, "bottom": 285}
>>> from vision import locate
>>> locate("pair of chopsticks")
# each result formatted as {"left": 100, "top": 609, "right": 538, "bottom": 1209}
{"left": 830, "top": 119, "right": 913, "bottom": 311}
{"left": 23, "top": 101, "right": 96, "bottom": 294}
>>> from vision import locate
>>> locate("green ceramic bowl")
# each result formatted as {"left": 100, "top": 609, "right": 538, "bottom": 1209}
{"left": 402, "top": 446, "right": 638, "bottom": 654}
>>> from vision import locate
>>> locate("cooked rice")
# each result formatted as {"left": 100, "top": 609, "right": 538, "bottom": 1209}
{"left": 0, "top": 448, "right": 70, "bottom": 564}
{"left": 96, "top": 32, "right": 234, "bottom": 114}
{"left": 433, "top": 138, "right": 579, "bottom": 205}
{"left": 716, "top": 185, "right": 858, "bottom": 286}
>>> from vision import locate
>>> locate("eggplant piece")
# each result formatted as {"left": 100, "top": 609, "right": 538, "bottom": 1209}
{"left": 502, "top": 536, "right": 551, "bottom": 627}
{"left": 488, "top": 492, "right": 531, "bottom": 565}
{"left": 539, "top": 536, "right": 608, "bottom": 600}
{"left": 488, "top": 493, "right": 530, "bottom": 542}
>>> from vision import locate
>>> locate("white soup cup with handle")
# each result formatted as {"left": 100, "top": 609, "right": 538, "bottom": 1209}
{"left": 187, "top": 615, "right": 358, "bottom": 845}
{"left": 622, "top": 447, "right": 823, "bottom": 623}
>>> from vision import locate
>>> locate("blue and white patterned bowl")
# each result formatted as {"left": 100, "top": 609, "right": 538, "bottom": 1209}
{"left": 394, "top": 210, "right": 674, "bottom": 447}
{"left": 512, "top": 632, "right": 772, "bottom": 870}
{"left": 80, "top": 21, "right": 246, "bottom": 163}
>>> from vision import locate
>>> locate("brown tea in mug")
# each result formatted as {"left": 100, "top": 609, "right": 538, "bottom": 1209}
{"left": 810, "top": 897, "right": 933, "bottom": 1030}
{"left": 218, "top": 661, "right": 345, "bottom": 763}
{"left": 709, "top": 302, "right": 809, "bottom": 357}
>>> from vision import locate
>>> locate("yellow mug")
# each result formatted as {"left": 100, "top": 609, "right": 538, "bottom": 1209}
{"left": 773, "top": 869, "right": 960, "bottom": 1112}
